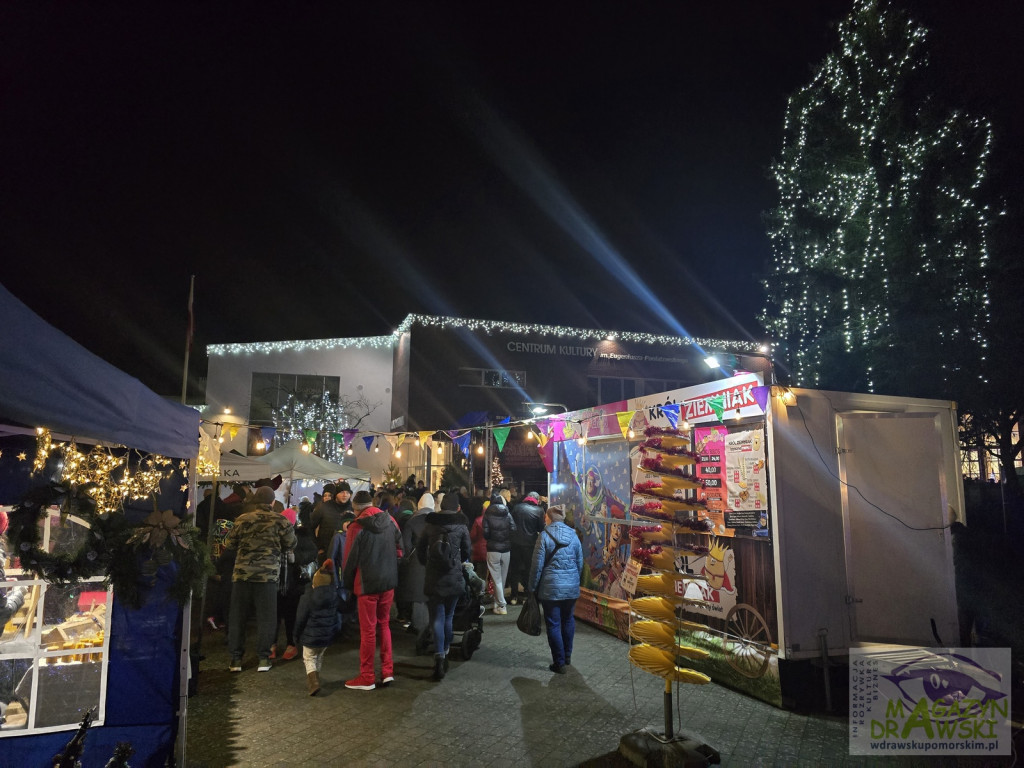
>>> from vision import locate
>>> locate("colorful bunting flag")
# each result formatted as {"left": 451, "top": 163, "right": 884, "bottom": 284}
{"left": 662, "top": 403, "right": 680, "bottom": 429}
{"left": 418, "top": 431, "right": 433, "bottom": 447}
{"left": 342, "top": 429, "right": 358, "bottom": 451}
{"left": 362, "top": 435, "right": 375, "bottom": 452}
{"left": 706, "top": 395, "right": 725, "bottom": 422}
{"left": 260, "top": 427, "right": 276, "bottom": 444}
{"left": 452, "top": 432, "right": 472, "bottom": 457}
{"left": 751, "top": 385, "right": 770, "bottom": 412}
{"left": 616, "top": 410, "right": 635, "bottom": 440}
{"left": 303, "top": 429, "right": 318, "bottom": 447}
{"left": 493, "top": 425, "right": 511, "bottom": 452}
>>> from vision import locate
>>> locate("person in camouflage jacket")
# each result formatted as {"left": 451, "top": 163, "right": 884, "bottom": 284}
{"left": 222, "top": 486, "right": 297, "bottom": 671}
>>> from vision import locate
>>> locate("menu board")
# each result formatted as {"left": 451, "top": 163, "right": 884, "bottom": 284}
{"left": 723, "top": 428, "right": 768, "bottom": 533}
{"left": 693, "top": 426, "right": 732, "bottom": 537}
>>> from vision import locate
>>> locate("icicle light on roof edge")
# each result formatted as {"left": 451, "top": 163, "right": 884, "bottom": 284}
{"left": 206, "top": 314, "right": 765, "bottom": 356}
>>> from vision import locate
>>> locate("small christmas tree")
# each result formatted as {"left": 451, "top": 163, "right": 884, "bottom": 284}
{"left": 383, "top": 462, "right": 402, "bottom": 487}
{"left": 490, "top": 455, "right": 504, "bottom": 487}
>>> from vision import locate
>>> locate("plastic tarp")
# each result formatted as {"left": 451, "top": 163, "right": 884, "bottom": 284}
{"left": 0, "top": 282, "right": 199, "bottom": 458}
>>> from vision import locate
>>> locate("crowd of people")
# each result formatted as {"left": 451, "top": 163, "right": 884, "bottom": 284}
{"left": 194, "top": 477, "right": 583, "bottom": 694}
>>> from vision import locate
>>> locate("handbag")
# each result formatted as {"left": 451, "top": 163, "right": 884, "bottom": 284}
{"left": 516, "top": 531, "right": 565, "bottom": 637}
{"left": 517, "top": 592, "right": 543, "bottom": 636}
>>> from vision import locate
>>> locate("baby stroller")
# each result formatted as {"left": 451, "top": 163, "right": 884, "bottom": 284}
{"left": 416, "top": 565, "right": 485, "bottom": 660}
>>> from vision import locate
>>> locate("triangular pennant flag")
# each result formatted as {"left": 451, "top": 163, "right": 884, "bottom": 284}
{"left": 418, "top": 431, "right": 433, "bottom": 447}
{"left": 303, "top": 429, "right": 318, "bottom": 447}
{"left": 493, "top": 426, "right": 511, "bottom": 452}
{"left": 706, "top": 395, "right": 725, "bottom": 422}
{"left": 261, "top": 427, "right": 276, "bottom": 444}
{"left": 616, "top": 411, "right": 635, "bottom": 440}
{"left": 228, "top": 425, "right": 240, "bottom": 440}
{"left": 536, "top": 431, "right": 550, "bottom": 448}
{"left": 362, "top": 435, "right": 375, "bottom": 452}
{"left": 538, "top": 440, "right": 555, "bottom": 473}
{"left": 342, "top": 429, "right": 358, "bottom": 451}
{"left": 452, "top": 432, "right": 472, "bottom": 458}
{"left": 384, "top": 434, "right": 400, "bottom": 452}
{"left": 751, "top": 385, "right": 770, "bottom": 412}
{"left": 330, "top": 432, "right": 344, "bottom": 444}
{"left": 498, "top": 416, "right": 511, "bottom": 425}
{"left": 551, "top": 420, "right": 565, "bottom": 442}
{"left": 446, "top": 430, "right": 459, "bottom": 440}
{"left": 662, "top": 403, "right": 681, "bottom": 429}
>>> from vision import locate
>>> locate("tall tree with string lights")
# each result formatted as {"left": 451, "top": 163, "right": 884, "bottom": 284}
{"left": 761, "top": 0, "right": 993, "bottom": 402}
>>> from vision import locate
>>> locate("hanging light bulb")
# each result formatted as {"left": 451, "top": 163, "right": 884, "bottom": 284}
{"left": 218, "top": 436, "right": 224, "bottom": 444}
{"left": 476, "top": 444, "right": 484, "bottom": 455}
{"left": 347, "top": 447, "right": 354, "bottom": 455}
{"left": 415, "top": 436, "right": 421, "bottom": 446}
{"left": 374, "top": 441, "right": 380, "bottom": 453}
{"left": 301, "top": 443, "right": 311, "bottom": 453}
{"left": 526, "top": 430, "right": 534, "bottom": 440}
{"left": 437, "top": 443, "right": 443, "bottom": 455}
{"left": 733, "top": 409, "right": 742, "bottom": 420}
{"left": 395, "top": 449, "right": 402, "bottom": 458}
{"left": 256, "top": 439, "right": 266, "bottom": 451}
{"left": 628, "top": 428, "right": 635, "bottom": 439}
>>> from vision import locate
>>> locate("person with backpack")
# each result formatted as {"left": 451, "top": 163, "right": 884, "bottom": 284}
{"left": 342, "top": 491, "right": 403, "bottom": 690}
{"left": 528, "top": 505, "right": 584, "bottom": 675}
{"left": 416, "top": 492, "right": 471, "bottom": 681}
{"left": 482, "top": 492, "right": 515, "bottom": 615}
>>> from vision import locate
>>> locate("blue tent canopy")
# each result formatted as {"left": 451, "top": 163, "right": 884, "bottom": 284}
{"left": 0, "top": 282, "right": 199, "bottom": 458}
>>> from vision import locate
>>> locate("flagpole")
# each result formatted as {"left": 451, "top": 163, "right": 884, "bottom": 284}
{"left": 181, "top": 275, "right": 195, "bottom": 404}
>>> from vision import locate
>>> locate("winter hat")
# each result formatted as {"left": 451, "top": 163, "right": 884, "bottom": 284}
{"left": 417, "top": 493, "right": 435, "bottom": 512}
{"left": 524, "top": 492, "right": 540, "bottom": 503}
{"left": 322, "top": 483, "right": 338, "bottom": 498}
{"left": 547, "top": 506, "right": 566, "bottom": 522}
{"left": 441, "top": 493, "right": 460, "bottom": 511}
{"left": 352, "top": 490, "right": 374, "bottom": 511}
{"left": 281, "top": 507, "right": 297, "bottom": 525}
{"left": 313, "top": 558, "right": 334, "bottom": 588}
{"left": 254, "top": 486, "right": 276, "bottom": 505}
{"left": 489, "top": 493, "right": 505, "bottom": 507}
{"left": 335, "top": 481, "right": 352, "bottom": 494}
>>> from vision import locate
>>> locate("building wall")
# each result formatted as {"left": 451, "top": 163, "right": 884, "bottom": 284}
{"left": 204, "top": 343, "right": 394, "bottom": 478}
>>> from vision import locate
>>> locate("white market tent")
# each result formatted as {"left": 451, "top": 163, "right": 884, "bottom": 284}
{"left": 200, "top": 439, "right": 370, "bottom": 485}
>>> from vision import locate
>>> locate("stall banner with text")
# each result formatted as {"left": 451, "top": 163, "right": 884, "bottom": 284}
{"left": 849, "top": 647, "right": 1010, "bottom": 756}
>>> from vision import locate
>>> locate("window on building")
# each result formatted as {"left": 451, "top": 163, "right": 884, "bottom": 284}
{"left": 249, "top": 373, "right": 340, "bottom": 424}
{"left": 457, "top": 368, "right": 526, "bottom": 389}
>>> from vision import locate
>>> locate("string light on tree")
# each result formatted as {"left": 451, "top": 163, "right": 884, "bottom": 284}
{"left": 760, "top": 0, "right": 991, "bottom": 400}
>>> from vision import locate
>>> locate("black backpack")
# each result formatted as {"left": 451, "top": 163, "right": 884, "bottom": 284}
{"left": 428, "top": 530, "right": 460, "bottom": 569}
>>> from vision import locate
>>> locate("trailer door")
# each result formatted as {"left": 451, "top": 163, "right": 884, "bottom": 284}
{"left": 837, "top": 411, "right": 956, "bottom": 646}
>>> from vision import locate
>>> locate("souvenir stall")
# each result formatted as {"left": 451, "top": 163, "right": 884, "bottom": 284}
{"left": 541, "top": 372, "right": 963, "bottom": 709}
{"left": 0, "top": 283, "right": 203, "bottom": 765}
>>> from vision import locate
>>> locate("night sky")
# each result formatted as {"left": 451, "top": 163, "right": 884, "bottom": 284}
{"left": 2, "top": 2, "right": 1019, "bottom": 396}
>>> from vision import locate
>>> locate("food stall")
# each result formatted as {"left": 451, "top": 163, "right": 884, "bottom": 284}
{"left": 0, "top": 282, "right": 201, "bottom": 763}
{"left": 540, "top": 373, "right": 963, "bottom": 708}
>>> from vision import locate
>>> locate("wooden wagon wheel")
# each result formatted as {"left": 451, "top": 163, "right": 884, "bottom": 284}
{"left": 723, "top": 603, "right": 772, "bottom": 678}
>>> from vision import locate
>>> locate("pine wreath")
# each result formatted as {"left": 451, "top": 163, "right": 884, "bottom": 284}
{"left": 7, "top": 481, "right": 211, "bottom": 609}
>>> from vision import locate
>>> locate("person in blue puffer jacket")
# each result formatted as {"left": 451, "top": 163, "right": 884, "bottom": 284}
{"left": 294, "top": 558, "right": 342, "bottom": 696}
{"left": 527, "top": 505, "right": 584, "bottom": 675}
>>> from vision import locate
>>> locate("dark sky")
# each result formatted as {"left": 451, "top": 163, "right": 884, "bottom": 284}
{"left": 1, "top": 2, "right": 1019, "bottom": 396}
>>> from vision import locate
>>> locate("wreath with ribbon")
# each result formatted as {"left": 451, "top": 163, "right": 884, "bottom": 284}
{"left": 7, "top": 481, "right": 211, "bottom": 609}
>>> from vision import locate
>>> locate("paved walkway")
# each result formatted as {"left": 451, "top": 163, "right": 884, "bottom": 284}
{"left": 183, "top": 606, "right": 1018, "bottom": 767}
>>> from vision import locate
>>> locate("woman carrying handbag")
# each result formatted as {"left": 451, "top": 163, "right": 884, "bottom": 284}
{"left": 526, "top": 506, "right": 584, "bottom": 674}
